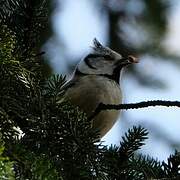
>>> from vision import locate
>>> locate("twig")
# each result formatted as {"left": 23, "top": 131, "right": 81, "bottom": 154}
{"left": 33, "top": 51, "right": 45, "bottom": 57}
{"left": 89, "top": 100, "right": 180, "bottom": 120}
{"left": 150, "top": 178, "right": 179, "bottom": 180}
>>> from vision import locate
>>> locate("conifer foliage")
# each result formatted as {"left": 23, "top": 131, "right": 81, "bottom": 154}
{"left": 0, "top": 0, "right": 180, "bottom": 179}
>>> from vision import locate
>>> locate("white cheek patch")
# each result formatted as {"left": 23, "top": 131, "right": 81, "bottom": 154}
{"left": 77, "top": 60, "right": 114, "bottom": 76}
{"left": 78, "top": 60, "right": 97, "bottom": 74}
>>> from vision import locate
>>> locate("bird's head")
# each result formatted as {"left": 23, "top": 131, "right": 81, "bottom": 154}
{"left": 75, "top": 38, "right": 138, "bottom": 83}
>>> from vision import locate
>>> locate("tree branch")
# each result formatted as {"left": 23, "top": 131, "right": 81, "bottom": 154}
{"left": 89, "top": 100, "right": 180, "bottom": 120}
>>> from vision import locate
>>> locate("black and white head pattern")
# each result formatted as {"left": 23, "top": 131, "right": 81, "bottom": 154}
{"left": 75, "top": 38, "right": 136, "bottom": 83}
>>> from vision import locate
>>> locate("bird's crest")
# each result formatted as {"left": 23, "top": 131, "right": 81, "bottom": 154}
{"left": 92, "top": 38, "right": 111, "bottom": 55}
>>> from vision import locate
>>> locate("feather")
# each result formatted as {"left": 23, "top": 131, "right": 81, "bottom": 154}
{"left": 92, "top": 38, "right": 111, "bottom": 56}
{"left": 93, "top": 38, "right": 103, "bottom": 48}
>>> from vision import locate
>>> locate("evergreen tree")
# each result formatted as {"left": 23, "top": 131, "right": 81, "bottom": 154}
{"left": 0, "top": 0, "right": 180, "bottom": 179}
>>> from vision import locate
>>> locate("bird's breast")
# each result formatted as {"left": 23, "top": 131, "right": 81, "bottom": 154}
{"left": 65, "top": 75, "right": 122, "bottom": 138}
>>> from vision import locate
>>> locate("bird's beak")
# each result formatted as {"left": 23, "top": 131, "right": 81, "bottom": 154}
{"left": 119, "top": 55, "right": 139, "bottom": 66}
{"left": 115, "top": 55, "right": 139, "bottom": 68}
{"left": 127, "top": 55, "right": 139, "bottom": 64}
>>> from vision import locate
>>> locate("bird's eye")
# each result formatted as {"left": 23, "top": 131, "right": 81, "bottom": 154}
{"left": 103, "top": 55, "right": 114, "bottom": 61}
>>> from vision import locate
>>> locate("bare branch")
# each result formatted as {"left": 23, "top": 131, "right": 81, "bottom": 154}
{"left": 89, "top": 100, "right": 180, "bottom": 120}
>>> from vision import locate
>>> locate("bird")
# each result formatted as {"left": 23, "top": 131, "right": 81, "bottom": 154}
{"left": 63, "top": 38, "right": 138, "bottom": 138}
